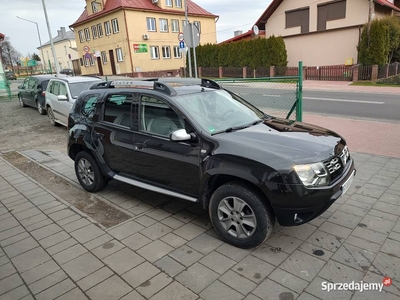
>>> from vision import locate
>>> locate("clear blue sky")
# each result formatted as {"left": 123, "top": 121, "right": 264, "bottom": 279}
{"left": 0, "top": 0, "right": 270, "bottom": 57}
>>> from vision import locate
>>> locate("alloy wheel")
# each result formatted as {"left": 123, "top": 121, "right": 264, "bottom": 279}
{"left": 19, "top": 96, "right": 25, "bottom": 107}
{"left": 77, "top": 158, "right": 94, "bottom": 187}
{"left": 217, "top": 196, "right": 257, "bottom": 238}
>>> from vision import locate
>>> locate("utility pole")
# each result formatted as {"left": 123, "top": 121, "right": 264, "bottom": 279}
{"left": 367, "top": 0, "right": 374, "bottom": 45}
{"left": 184, "top": 0, "right": 192, "bottom": 77}
{"left": 41, "top": 0, "right": 59, "bottom": 74}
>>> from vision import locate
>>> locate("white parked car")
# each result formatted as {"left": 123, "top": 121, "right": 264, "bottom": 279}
{"left": 45, "top": 76, "right": 102, "bottom": 126}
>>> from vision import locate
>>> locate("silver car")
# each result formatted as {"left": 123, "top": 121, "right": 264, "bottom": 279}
{"left": 45, "top": 76, "right": 102, "bottom": 126}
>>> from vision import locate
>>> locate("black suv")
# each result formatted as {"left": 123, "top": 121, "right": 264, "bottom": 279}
{"left": 68, "top": 78, "right": 355, "bottom": 248}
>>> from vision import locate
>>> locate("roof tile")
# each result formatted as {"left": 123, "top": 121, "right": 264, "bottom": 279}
{"left": 71, "top": 0, "right": 217, "bottom": 27}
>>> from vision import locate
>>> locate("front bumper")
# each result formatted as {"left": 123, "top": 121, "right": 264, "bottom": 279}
{"left": 273, "top": 159, "right": 356, "bottom": 226}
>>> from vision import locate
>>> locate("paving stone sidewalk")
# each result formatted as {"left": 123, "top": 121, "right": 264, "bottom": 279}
{"left": 0, "top": 150, "right": 400, "bottom": 300}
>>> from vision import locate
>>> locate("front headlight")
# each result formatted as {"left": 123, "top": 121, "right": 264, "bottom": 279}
{"left": 293, "top": 162, "right": 329, "bottom": 187}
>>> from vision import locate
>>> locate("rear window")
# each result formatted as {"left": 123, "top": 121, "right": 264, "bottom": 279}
{"left": 70, "top": 81, "right": 101, "bottom": 99}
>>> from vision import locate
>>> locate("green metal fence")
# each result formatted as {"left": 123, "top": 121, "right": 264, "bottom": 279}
{"left": 216, "top": 62, "right": 303, "bottom": 121}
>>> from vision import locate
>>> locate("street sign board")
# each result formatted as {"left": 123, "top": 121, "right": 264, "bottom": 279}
{"left": 85, "top": 53, "right": 92, "bottom": 59}
{"left": 133, "top": 44, "right": 148, "bottom": 53}
{"left": 179, "top": 41, "right": 185, "bottom": 49}
{"left": 83, "top": 45, "right": 90, "bottom": 53}
{"left": 27, "top": 60, "right": 37, "bottom": 67}
{"left": 183, "top": 24, "right": 200, "bottom": 48}
{"left": 178, "top": 32, "right": 184, "bottom": 41}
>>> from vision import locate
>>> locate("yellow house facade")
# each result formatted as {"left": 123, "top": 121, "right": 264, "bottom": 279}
{"left": 38, "top": 27, "right": 79, "bottom": 72}
{"left": 70, "top": 0, "right": 218, "bottom": 77}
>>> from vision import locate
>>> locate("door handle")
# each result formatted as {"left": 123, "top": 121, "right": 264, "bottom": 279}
{"left": 135, "top": 143, "right": 147, "bottom": 150}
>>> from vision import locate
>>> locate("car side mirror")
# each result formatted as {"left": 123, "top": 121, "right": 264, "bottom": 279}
{"left": 170, "top": 129, "right": 191, "bottom": 142}
{"left": 57, "top": 95, "right": 68, "bottom": 101}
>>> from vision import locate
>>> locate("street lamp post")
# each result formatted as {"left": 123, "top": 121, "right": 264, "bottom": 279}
{"left": 41, "top": 0, "right": 59, "bottom": 75}
{"left": 17, "top": 16, "right": 46, "bottom": 72}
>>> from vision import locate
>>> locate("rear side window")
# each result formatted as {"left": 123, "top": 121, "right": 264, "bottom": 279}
{"left": 74, "top": 93, "right": 101, "bottom": 120}
{"left": 41, "top": 80, "right": 50, "bottom": 91}
{"left": 104, "top": 94, "right": 133, "bottom": 127}
{"left": 48, "top": 81, "right": 60, "bottom": 95}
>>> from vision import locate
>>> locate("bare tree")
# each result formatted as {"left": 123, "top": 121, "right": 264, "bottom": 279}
{"left": 0, "top": 36, "right": 22, "bottom": 69}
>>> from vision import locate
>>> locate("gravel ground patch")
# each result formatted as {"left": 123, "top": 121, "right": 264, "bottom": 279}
{"left": 0, "top": 98, "right": 66, "bottom": 153}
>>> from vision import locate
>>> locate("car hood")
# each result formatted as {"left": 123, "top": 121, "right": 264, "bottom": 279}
{"left": 214, "top": 118, "right": 346, "bottom": 165}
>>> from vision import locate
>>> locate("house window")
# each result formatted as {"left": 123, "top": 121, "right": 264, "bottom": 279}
{"left": 104, "top": 21, "right": 111, "bottom": 35}
{"left": 150, "top": 46, "right": 159, "bottom": 59}
{"left": 116, "top": 48, "right": 123, "bottom": 62}
{"left": 92, "top": 25, "right": 98, "bottom": 39}
{"left": 84, "top": 28, "right": 91, "bottom": 40}
{"left": 166, "top": 0, "right": 172, "bottom": 6}
{"left": 78, "top": 30, "right": 84, "bottom": 42}
{"left": 147, "top": 18, "right": 156, "bottom": 31}
{"left": 91, "top": 1, "right": 99, "bottom": 13}
{"left": 84, "top": 55, "right": 89, "bottom": 66}
{"left": 175, "top": 0, "right": 182, "bottom": 8}
{"left": 89, "top": 55, "right": 95, "bottom": 66}
{"left": 160, "top": 19, "right": 168, "bottom": 32}
{"left": 285, "top": 7, "right": 310, "bottom": 33}
{"left": 193, "top": 21, "right": 201, "bottom": 33}
{"left": 101, "top": 51, "right": 107, "bottom": 64}
{"left": 318, "top": 0, "right": 347, "bottom": 31}
{"left": 162, "top": 46, "right": 171, "bottom": 58}
{"left": 97, "top": 24, "right": 103, "bottom": 37}
{"left": 173, "top": 46, "right": 181, "bottom": 58}
{"left": 171, "top": 20, "right": 179, "bottom": 32}
{"left": 182, "top": 20, "right": 188, "bottom": 29}
{"left": 80, "top": 58, "right": 83, "bottom": 66}
{"left": 112, "top": 18, "right": 119, "bottom": 33}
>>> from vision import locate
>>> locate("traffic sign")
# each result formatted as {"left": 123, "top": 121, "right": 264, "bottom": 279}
{"left": 83, "top": 45, "right": 90, "bottom": 53}
{"left": 178, "top": 32, "right": 184, "bottom": 41}
{"left": 183, "top": 24, "right": 200, "bottom": 48}
{"left": 179, "top": 41, "right": 185, "bottom": 49}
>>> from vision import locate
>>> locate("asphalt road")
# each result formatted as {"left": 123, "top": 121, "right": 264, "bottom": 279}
{"left": 6, "top": 79, "right": 400, "bottom": 122}
{"left": 224, "top": 85, "right": 400, "bottom": 122}
{"left": 303, "top": 90, "right": 400, "bottom": 122}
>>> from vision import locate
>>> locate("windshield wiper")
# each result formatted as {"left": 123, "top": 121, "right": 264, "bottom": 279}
{"left": 212, "top": 119, "right": 263, "bottom": 136}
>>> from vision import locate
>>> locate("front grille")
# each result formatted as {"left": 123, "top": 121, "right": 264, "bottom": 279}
{"left": 324, "top": 146, "right": 350, "bottom": 181}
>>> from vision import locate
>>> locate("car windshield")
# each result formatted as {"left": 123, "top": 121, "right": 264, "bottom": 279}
{"left": 175, "top": 89, "right": 264, "bottom": 134}
{"left": 69, "top": 81, "right": 100, "bottom": 99}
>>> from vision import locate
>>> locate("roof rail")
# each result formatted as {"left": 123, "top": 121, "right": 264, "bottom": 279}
{"left": 146, "top": 77, "right": 221, "bottom": 90}
{"left": 89, "top": 79, "right": 177, "bottom": 96}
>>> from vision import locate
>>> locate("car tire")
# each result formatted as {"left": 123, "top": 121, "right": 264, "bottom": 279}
{"left": 18, "top": 96, "right": 26, "bottom": 107}
{"left": 37, "top": 101, "right": 46, "bottom": 115}
{"left": 47, "top": 106, "right": 58, "bottom": 126}
{"left": 74, "top": 151, "right": 108, "bottom": 193}
{"left": 209, "top": 181, "right": 274, "bottom": 249}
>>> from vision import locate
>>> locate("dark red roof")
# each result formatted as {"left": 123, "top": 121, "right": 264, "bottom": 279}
{"left": 70, "top": 0, "right": 217, "bottom": 27}
{"left": 374, "top": 0, "right": 400, "bottom": 12}
{"left": 219, "top": 30, "right": 266, "bottom": 44}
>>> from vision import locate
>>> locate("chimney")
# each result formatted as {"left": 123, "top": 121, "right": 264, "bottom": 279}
{"left": 234, "top": 30, "right": 243, "bottom": 37}
{"left": 61, "top": 27, "right": 67, "bottom": 38}
{"left": 57, "top": 30, "right": 61, "bottom": 37}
